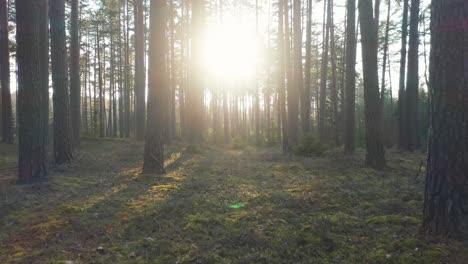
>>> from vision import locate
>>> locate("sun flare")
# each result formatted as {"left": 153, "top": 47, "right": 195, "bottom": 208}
{"left": 201, "top": 22, "right": 259, "bottom": 81}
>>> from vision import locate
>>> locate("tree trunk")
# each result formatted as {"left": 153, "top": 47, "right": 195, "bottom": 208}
{"left": 358, "top": 0, "right": 385, "bottom": 169}
{"left": 380, "top": 0, "right": 391, "bottom": 113}
{"left": 16, "top": 0, "right": 49, "bottom": 183}
{"left": 93, "top": 27, "right": 98, "bottom": 136}
{"left": 302, "top": 0, "right": 312, "bottom": 134}
{"left": 329, "top": 0, "right": 339, "bottom": 146}
{"left": 0, "top": 0, "right": 13, "bottom": 144}
{"left": 124, "top": 0, "right": 130, "bottom": 138}
{"left": 319, "top": 0, "right": 330, "bottom": 140}
{"left": 398, "top": 0, "right": 409, "bottom": 149}
{"left": 143, "top": 0, "right": 166, "bottom": 174}
{"left": 422, "top": 0, "right": 468, "bottom": 238}
{"left": 97, "top": 26, "right": 104, "bottom": 138}
{"left": 70, "top": 0, "right": 81, "bottom": 147}
{"left": 170, "top": 0, "right": 176, "bottom": 140}
{"left": 289, "top": 0, "right": 301, "bottom": 148}
{"left": 404, "top": 0, "right": 420, "bottom": 151}
{"left": 50, "top": 0, "right": 74, "bottom": 164}
{"left": 83, "top": 34, "right": 89, "bottom": 136}
{"left": 180, "top": 0, "right": 187, "bottom": 139}
{"left": 254, "top": 0, "right": 261, "bottom": 146}
{"left": 187, "top": 0, "right": 204, "bottom": 143}
{"left": 108, "top": 37, "right": 114, "bottom": 137}
{"left": 135, "top": 0, "right": 145, "bottom": 140}
{"left": 278, "top": 0, "right": 288, "bottom": 153}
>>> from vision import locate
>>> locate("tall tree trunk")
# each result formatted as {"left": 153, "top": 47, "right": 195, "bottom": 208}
{"left": 380, "top": 0, "right": 391, "bottom": 112}
{"left": 302, "top": 0, "right": 312, "bottom": 134}
{"left": 0, "top": 0, "right": 13, "bottom": 144}
{"left": 93, "top": 27, "right": 98, "bottom": 136}
{"left": 108, "top": 37, "right": 114, "bottom": 137}
{"left": 143, "top": 0, "right": 166, "bottom": 174}
{"left": 398, "top": 0, "right": 409, "bottom": 149}
{"left": 83, "top": 34, "right": 89, "bottom": 136}
{"left": 265, "top": 0, "right": 272, "bottom": 143}
{"left": 98, "top": 26, "right": 104, "bottom": 138}
{"left": 16, "top": 0, "right": 49, "bottom": 183}
{"left": 289, "top": 0, "right": 301, "bottom": 148}
{"left": 404, "top": 0, "right": 420, "bottom": 151}
{"left": 423, "top": 0, "right": 468, "bottom": 238}
{"left": 278, "top": 0, "right": 288, "bottom": 153}
{"left": 319, "top": 0, "right": 330, "bottom": 140}
{"left": 118, "top": 5, "right": 124, "bottom": 138}
{"left": 88, "top": 33, "right": 93, "bottom": 136}
{"left": 380, "top": 0, "right": 391, "bottom": 145}
{"left": 284, "top": 0, "right": 292, "bottom": 149}
{"left": 358, "top": 0, "right": 385, "bottom": 169}
{"left": 70, "top": 0, "right": 81, "bottom": 146}
{"left": 135, "top": 0, "right": 145, "bottom": 140}
{"left": 216, "top": 1, "right": 229, "bottom": 144}
{"left": 179, "top": 0, "right": 187, "bottom": 139}
{"left": 124, "top": 0, "right": 131, "bottom": 138}
{"left": 254, "top": 0, "right": 261, "bottom": 146}
{"left": 50, "top": 0, "right": 74, "bottom": 164}
{"left": 187, "top": 0, "right": 204, "bottom": 143}
{"left": 169, "top": 0, "right": 176, "bottom": 140}
{"left": 329, "top": 0, "right": 339, "bottom": 146}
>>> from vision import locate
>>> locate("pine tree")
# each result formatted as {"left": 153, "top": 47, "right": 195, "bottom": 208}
{"left": 358, "top": 0, "right": 386, "bottom": 169}
{"left": 143, "top": 0, "right": 166, "bottom": 174}
{"left": 16, "top": 0, "right": 49, "bottom": 183}
{"left": 422, "top": 0, "right": 468, "bottom": 238}
{"left": 344, "top": 0, "right": 356, "bottom": 154}
{"left": 0, "top": 0, "right": 13, "bottom": 144}
{"left": 70, "top": 0, "right": 81, "bottom": 146}
{"left": 50, "top": 0, "right": 74, "bottom": 164}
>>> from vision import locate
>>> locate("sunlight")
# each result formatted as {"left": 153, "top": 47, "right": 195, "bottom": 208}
{"left": 201, "top": 22, "right": 258, "bottom": 81}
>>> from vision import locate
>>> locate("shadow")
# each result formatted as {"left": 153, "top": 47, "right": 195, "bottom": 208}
{"left": 0, "top": 139, "right": 189, "bottom": 263}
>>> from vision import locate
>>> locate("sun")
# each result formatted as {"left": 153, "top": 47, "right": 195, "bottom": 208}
{"left": 201, "top": 22, "right": 258, "bottom": 81}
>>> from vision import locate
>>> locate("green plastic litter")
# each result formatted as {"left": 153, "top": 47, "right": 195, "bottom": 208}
{"left": 228, "top": 203, "right": 245, "bottom": 209}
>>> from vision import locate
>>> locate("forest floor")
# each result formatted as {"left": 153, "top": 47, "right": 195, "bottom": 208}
{"left": 0, "top": 139, "right": 467, "bottom": 263}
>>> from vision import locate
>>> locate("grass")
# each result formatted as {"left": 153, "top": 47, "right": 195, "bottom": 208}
{"left": 0, "top": 139, "right": 467, "bottom": 263}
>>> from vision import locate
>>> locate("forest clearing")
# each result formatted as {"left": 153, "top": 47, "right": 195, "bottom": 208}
{"left": 1, "top": 139, "right": 466, "bottom": 263}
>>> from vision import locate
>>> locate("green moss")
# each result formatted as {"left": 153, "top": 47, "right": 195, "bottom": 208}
{"left": 368, "top": 249, "right": 388, "bottom": 262}
{"left": 58, "top": 204, "right": 83, "bottom": 214}
{"left": 421, "top": 248, "right": 448, "bottom": 263}
{"left": 1, "top": 139, "right": 466, "bottom": 263}
{"left": 366, "top": 215, "right": 419, "bottom": 226}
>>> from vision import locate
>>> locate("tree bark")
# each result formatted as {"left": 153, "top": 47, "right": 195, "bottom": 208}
{"left": 135, "top": 0, "right": 146, "bottom": 140}
{"left": 16, "top": 0, "right": 49, "bottom": 183}
{"left": 329, "top": 0, "right": 339, "bottom": 146}
{"left": 50, "top": 0, "right": 74, "bottom": 164}
{"left": 288, "top": 0, "right": 301, "bottom": 149}
{"left": 398, "top": 0, "right": 409, "bottom": 149}
{"left": 380, "top": 0, "right": 391, "bottom": 112}
{"left": 0, "top": 0, "right": 13, "bottom": 144}
{"left": 186, "top": 0, "right": 204, "bottom": 143}
{"left": 97, "top": 25, "right": 104, "bottom": 138}
{"left": 404, "top": 0, "right": 420, "bottom": 151}
{"left": 70, "top": 0, "right": 81, "bottom": 147}
{"left": 319, "top": 0, "right": 330, "bottom": 140}
{"left": 358, "top": 0, "right": 386, "bottom": 169}
{"left": 278, "top": 0, "right": 288, "bottom": 153}
{"left": 344, "top": 0, "right": 356, "bottom": 155}
{"left": 143, "top": 0, "right": 166, "bottom": 174}
{"left": 302, "top": 0, "right": 312, "bottom": 134}
{"left": 422, "top": 0, "right": 468, "bottom": 238}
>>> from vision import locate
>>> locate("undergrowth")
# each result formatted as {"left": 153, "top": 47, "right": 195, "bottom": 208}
{"left": 0, "top": 140, "right": 465, "bottom": 263}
